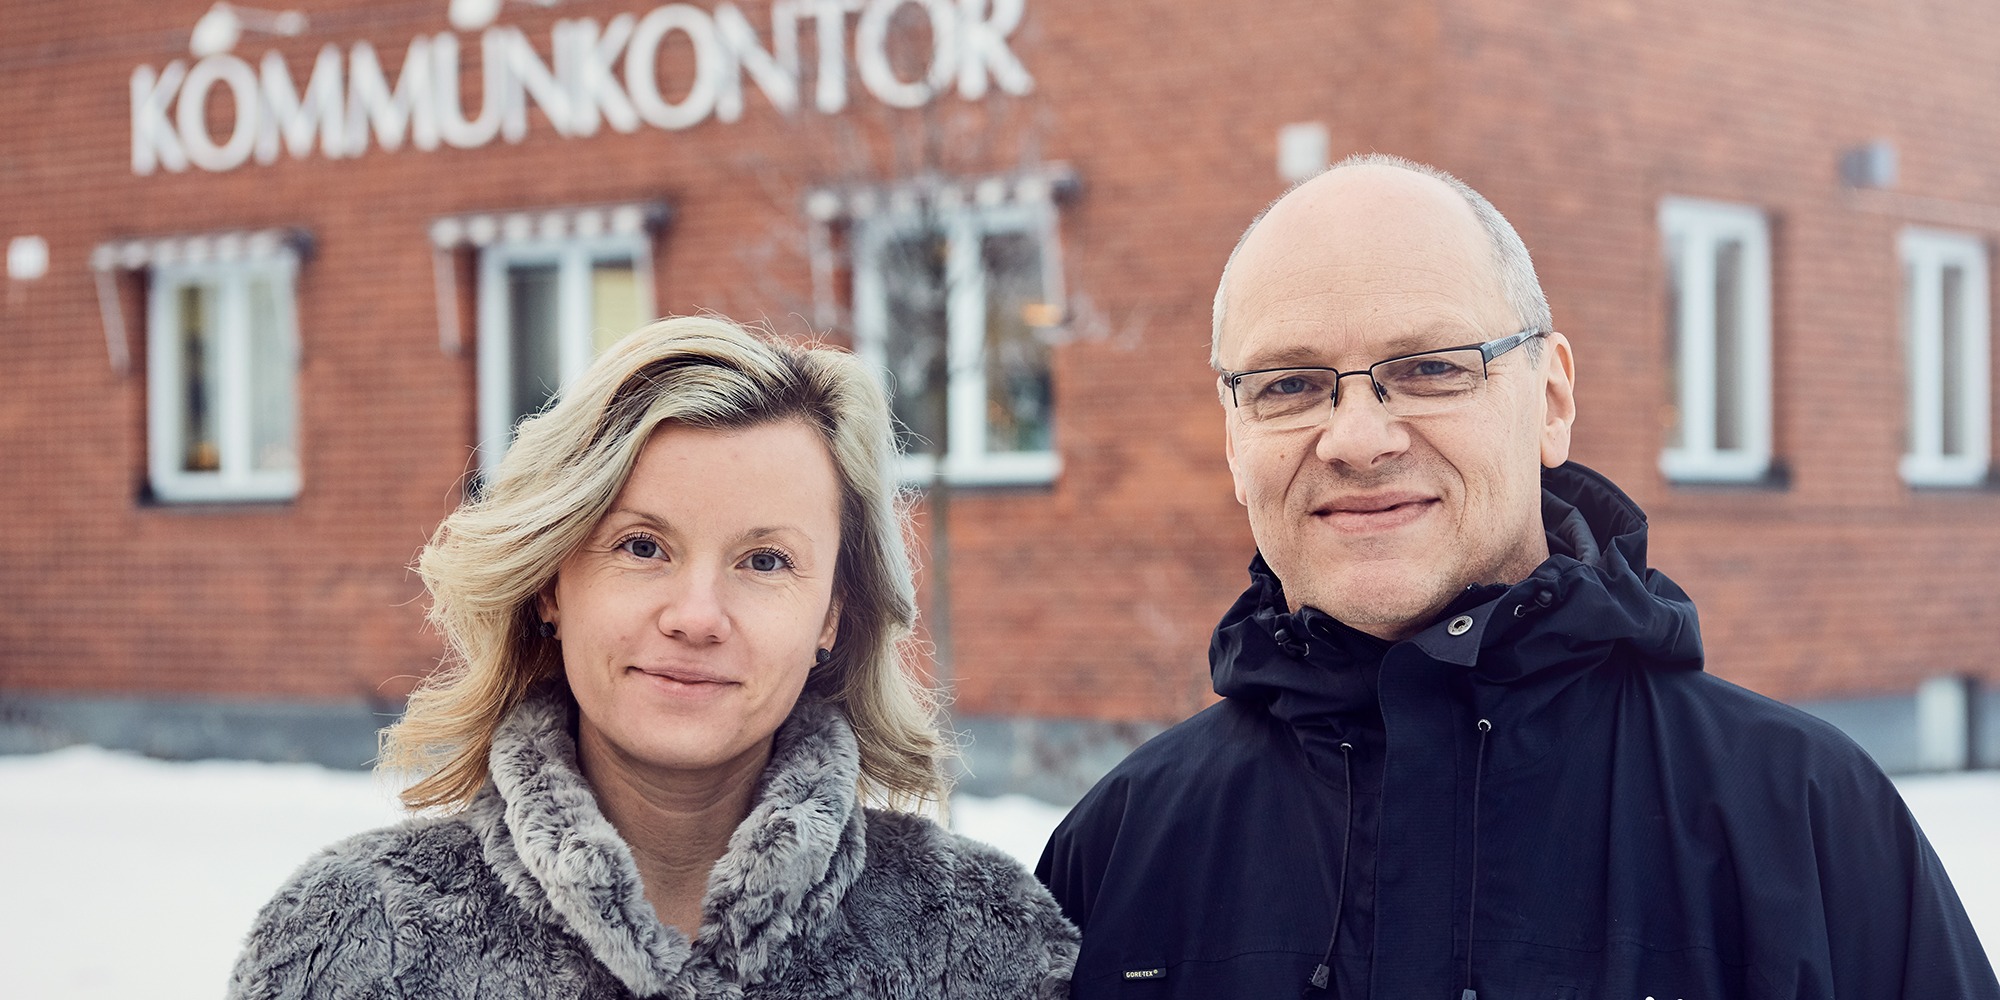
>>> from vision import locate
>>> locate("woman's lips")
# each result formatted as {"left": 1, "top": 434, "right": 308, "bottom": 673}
{"left": 1313, "top": 495, "right": 1439, "bottom": 532}
{"left": 630, "top": 665, "right": 739, "bottom": 696}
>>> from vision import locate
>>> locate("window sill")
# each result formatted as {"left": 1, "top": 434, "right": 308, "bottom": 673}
{"left": 1900, "top": 456, "right": 1994, "bottom": 490}
{"left": 1659, "top": 449, "right": 1784, "bottom": 488}
{"left": 897, "top": 452, "right": 1060, "bottom": 489}
{"left": 144, "top": 474, "right": 301, "bottom": 506}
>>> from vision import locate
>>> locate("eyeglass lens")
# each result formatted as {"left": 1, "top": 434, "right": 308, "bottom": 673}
{"left": 1233, "top": 348, "right": 1489, "bottom": 426}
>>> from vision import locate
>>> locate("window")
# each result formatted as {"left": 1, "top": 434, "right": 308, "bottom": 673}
{"left": 136, "top": 234, "right": 303, "bottom": 502}
{"left": 846, "top": 177, "right": 1066, "bottom": 485}
{"left": 1659, "top": 197, "right": 1774, "bottom": 483}
{"left": 432, "top": 204, "right": 665, "bottom": 472}
{"left": 1899, "top": 228, "right": 1990, "bottom": 486}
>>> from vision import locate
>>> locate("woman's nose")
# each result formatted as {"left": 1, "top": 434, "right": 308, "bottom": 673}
{"left": 656, "top": 570, "right": 731, "bottom": 643}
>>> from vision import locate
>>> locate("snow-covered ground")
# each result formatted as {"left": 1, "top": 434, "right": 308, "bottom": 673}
{"left": 0, "top": 747, "right": 1992, "bottom": 999}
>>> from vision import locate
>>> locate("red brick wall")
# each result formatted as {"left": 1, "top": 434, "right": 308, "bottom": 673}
{"left": 2, "top": 0, "right": 1995, "bottom": 722}
{"left": 1431, "top": 0, "right": 2000, "bottom": 700}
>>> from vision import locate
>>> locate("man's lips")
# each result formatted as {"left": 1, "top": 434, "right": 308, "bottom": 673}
{"left": 1312, "top": 493, "right": 1439, "bottom": 530}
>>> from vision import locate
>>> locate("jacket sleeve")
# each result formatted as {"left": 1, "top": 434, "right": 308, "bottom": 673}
{"left": 943, "top": 838, "right": 1080, "bottom": 1000}
{"left": 1804, "top": 759, "right": 2000, "bottom": 999}
{"left": 225, "top": 846, "right": 399, "bottom": 1000}
{"left": 1033, "top": 772, "right": 1129, "bottom": 936}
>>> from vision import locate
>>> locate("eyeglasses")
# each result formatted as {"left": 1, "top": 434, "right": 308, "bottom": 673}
{"left": 1221, "top": 329, "right": 1547, "bottom": 429}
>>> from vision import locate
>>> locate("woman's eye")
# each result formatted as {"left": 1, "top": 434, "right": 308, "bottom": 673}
{"left": 744, "top": 549, "right": 793, "bottom": 572}
{"left": 619, "top": 537, "right": 663, "bottom": 560}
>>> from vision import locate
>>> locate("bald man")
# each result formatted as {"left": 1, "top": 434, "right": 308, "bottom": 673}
{"left": 1035, "top": 155, "right": 1997, "bottom": 1000}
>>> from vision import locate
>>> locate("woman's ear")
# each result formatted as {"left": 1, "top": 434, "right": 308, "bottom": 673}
{"left": 536, "top": 585, "right": 560, "bottom": 630}
{"left": 818, "top": 598, "right": 842, "bottom": 653}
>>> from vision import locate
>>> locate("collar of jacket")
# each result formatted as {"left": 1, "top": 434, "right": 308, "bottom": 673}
{"left": 1210, "top": 461, "right": 1705, "bottom": 707}
{"left": 465, "top": 685, "right": 869, "bottom": 995}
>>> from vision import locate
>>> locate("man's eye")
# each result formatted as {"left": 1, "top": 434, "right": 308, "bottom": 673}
{"left": 1407, "top": 358, "right": 1470, "bottom": 377}
{"left": 619, "top": 537, "right": 663, "bottom": 560}
{"left": 1268, "top": 376, "right": 1315, "bottom": 396}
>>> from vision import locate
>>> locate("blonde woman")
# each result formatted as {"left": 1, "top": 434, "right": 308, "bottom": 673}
{"left": 227, "top": 317, "right": 1077, "bottom": 999}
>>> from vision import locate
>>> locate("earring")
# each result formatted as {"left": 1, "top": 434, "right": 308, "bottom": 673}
{"left": 538, "top": 621, "right": 557, "bottom": 639}
{"left": 814, "top": 648, "right": 831, "bottom": 667}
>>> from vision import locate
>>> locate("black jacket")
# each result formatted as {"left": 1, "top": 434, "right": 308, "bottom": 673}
{"left": 1037, "top": 462, "right": 1999, "bottom": 1000}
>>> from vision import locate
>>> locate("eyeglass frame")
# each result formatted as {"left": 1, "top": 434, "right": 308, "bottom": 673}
{"left": 1219, "top": 327, "right": 1549, "bottom": 417}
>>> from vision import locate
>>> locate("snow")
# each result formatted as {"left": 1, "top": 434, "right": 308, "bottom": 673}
{"left": 0, "top": 746, "right": 1989, "bottom": 999}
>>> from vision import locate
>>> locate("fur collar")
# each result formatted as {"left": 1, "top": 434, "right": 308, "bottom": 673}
{"left": 467, "top": 687, "right": 869, "bottom": 996}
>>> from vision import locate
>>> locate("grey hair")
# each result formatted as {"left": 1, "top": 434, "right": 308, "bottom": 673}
{"left": 386, "top": 316, "right": 950, "bottom": 812}
{"left": 1210, "top": 152, "right": 1553, "bottom": 369}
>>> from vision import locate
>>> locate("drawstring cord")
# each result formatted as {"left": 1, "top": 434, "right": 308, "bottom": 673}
{"left": 1461, "top": 718, "right": 1492, "bottom": 1000}
{"left": 1305, "top": 741, "right": 1355, "bottom": 995}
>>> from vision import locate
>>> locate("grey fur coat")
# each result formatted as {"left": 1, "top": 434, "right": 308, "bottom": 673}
{"left": 226, "top": 691, "right": 1077, "bottom": 999}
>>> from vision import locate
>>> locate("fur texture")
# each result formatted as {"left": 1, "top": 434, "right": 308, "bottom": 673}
{"left": 227, "top": 691, "right": 1077, "bottom": 999}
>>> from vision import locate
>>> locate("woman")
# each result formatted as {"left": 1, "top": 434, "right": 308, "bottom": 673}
{"left": 227, "top": 316, "right": 1077, "bottom": 999}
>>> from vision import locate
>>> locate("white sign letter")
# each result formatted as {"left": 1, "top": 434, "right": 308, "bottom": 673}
{"left": 346, "top": 37, "right": 439, "bottom": 156}
{"left": 258, "top": 45, "right": 347, "bottom": 164}
{"left": 561, "top": 15, "right": 639, "bottom": 136}
{"left": 177, "top": 55, "right": 261, "bottom": 172}
{"left": 715, "top": 1, "right": 800, "bottom": 122}
{"left": 132, "top": 62, "right": 189, "bottom": 175}
{"left": 956, "top": 0, "right": 1030, "bottom": 99}
{"left": 504, "top": 25, "right": 573, "bottom": 141}
{"left": 434, "top": 30, "right": 509, "bottom": 149}
{"left": 626, "top": 5, "right": 724, "bottom": 131}
{"left": 855, "top": 0, "right": 957, "bottom": 110}
{"left": 804, "top": 0, "right": 860, "bottom": 114}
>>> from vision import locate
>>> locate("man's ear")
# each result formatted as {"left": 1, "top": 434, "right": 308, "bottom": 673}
{"left": 1538, "top": 332, "right": 1577, "bottom": 468}
{"left": 1220, "top": 377, "right": 1250, "bottom": 507}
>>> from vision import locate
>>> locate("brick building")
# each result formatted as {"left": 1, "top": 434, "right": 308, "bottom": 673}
{"left": 3, "top": 0, "right": 1997, "bottom": 794}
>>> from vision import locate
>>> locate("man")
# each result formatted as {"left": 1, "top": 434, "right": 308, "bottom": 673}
{"left": 1035, "top": 155, "right": 1999, "bottom": 999}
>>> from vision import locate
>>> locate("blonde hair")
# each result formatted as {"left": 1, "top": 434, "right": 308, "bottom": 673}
{"left": 384, "top": 316, "right": 949, "bottom": 810}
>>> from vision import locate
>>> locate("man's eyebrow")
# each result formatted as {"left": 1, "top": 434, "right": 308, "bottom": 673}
{"left": 1231, "top": 343, "right": 1333, "bottom": 369}
{"left": 1233, "top": 325, "right": 1488, "bottom": 369}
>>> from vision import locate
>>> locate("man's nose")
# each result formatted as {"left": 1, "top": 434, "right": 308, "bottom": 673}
{"left": 1314, "top": 373, "right": 1409, "bottom": 469}
{"left": 657, "top": 570, "right": 731, "bottom": 644}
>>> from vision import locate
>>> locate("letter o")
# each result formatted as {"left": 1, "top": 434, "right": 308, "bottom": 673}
{"left": 856, "top": 0, "right": 959, "bottom": 110}
{"left": 626, "top": 4, "right": 723, "bottom": 130}
{"left": 176, "top": 55, "right": 260, "bottom": 172}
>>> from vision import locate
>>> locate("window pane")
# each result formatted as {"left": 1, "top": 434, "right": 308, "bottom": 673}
{"left": 880, "top": 231, "right": 950, "bottom": 456}
{"left": 246, "top": 275, "right": 299, "bottom": 474}
{"left": 982, "top": 231, "right": 1054, "bottom": 454}
{"left": 591, "top": 258, "right": 644, "bottom": 355}
{"left": 176, "top": 282, "right": 222, "bottom": 472}
{"left": 1664, "top": 235, "right": 1683, "bottom": 450}
{"left": 507, "top": 263, "right": 563, "bottom": 434}
{"left": 1713, "top": 239, "right": 1744, "bottom": 452}
{"left": 1940, "top": 265, "right": 1966, "bottom": 457}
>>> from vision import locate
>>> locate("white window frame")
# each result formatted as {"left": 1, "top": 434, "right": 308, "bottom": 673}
{"left": 145, "top": 251, "right": 302, "bottom": 503}
{"left": 851, "top": 197, "right": 1064, "bottom": 487}
{"left": 1898, "top": 228, "right": 1991, "bottom": 487}
{"left": 475, "top": 232, "right": 654, "bottom": 474}
{"left": 1658, "top": 197, "right": 1775, "bottom": 483}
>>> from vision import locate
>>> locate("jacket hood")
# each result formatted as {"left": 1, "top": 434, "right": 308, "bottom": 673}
{"left": 467, "top": 686, "right": 868, "bottom": 996}
{"left": 1211, "top": 461, "right": 1704, "bottom": 711}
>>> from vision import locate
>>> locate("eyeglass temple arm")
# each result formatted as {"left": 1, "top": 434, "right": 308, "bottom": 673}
{"left": 1480, "top": 328, "right": 1545, "bottom": 362}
